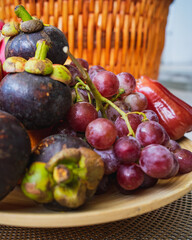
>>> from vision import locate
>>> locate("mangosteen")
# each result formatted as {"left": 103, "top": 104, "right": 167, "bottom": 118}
{"left": 4, "top": 5, "right": 68, "bottom": 64}
{"left": 0, "top": 110, "right": 31, "bottom": 200}
{"left": 0, "top": 40, "right": 72, "bottom": 130}
{"left": 21, "top": 134, "right": 104, "bottom": 210}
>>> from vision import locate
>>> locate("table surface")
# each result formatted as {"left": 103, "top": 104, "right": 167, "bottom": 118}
{"left": 0, "top": 191, "right": 191, "bottom": 239}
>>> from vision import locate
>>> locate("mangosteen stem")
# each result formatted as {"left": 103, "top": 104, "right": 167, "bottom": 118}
{"left": 35, "top": 40, "right": 50, "bottom": 60}
{"left": 53, "top": 165, "right": 73, "bottom": 184}
{"left": 14, "top": 5, "right": 33, "bottom": 22}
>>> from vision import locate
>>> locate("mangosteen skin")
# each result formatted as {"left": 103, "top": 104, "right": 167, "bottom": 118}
{"left": 30, "top": 134, "right": 90, "bottom": 211}
{"left": 0, "top": 72, "right": 72, "bottom": 129}
{"left": 0, "top": 110, "right": 31, "bottom": 200}
{"left": 5, "top": 26, "right": 69, "bottom": 64}
{"left": 31, "top": 134, "right": 90, "bottom": 164}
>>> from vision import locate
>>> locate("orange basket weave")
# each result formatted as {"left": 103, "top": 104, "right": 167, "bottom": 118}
{"left": 0, "top": 0, "right": 173, "bottom": 79}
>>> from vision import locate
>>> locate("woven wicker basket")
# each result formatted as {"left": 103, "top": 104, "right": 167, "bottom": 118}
{"left": 0, "top": 0, "right": 173, "bottom": 79}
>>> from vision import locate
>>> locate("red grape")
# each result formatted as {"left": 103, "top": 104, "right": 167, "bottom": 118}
{"left": 92, "top": 71, "right": 119, "bottom": 98}
{"left": 106, "top": 100, "right": 127, "bottom": 122}
{"left": 70, "top": 58, "right": 89, "bottom": 71}
{"left": 95, "top": 175, "right": 110, "bottom": 195}
{"left": 88, "top": 65, "right": 105, "bottom": 80}
{"left": 166, "top": 139, "right": 181, "bottom": 153}
{"left": 117, "top": 164, "right": 144, "bottom": 190}
{"left": 114, "top": 136, "right": 141, "bottom": 163}
{"left": 115, "top": 113, "right": 141, "bottom": 137}
{"left": 162, "top": 154, "right": 179, "bottom": 178}
{"left": 139, "top": 144, "right": 175, "bottom": 178}
{"left": 141, "top": 110, "right": 159, "bottom": 122}
{"left": 67, "top": 102, "right": 98, "bottom": 132}
{"left": 64, "top": 64, "right": 83, "bottom": 85}
{"left": 139, "top": 173, "right": 158, "bottom": 188}
{"left": 161, "top": 127, "right": 170, "bottom": 146}
{"left": 136, "top": 121, "right": 165, "bottom": 147}
{"left": 116, "top": 72, "right": 136, "bottom": 96}
{"left": 124, "top": 92, "right": 148, "bottom": 112}
{"left": 85, "top": 118, "right": 117, "bottom": 149}
{"left": 94, "top": 147, "right": 119, "bottom": 175}
{"left": 174, "top": 149, "right": 192, "bottom": 174}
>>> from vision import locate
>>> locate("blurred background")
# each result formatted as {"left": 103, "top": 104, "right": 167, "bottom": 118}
{"left": 159, "top": 0, "right": 192, "bottom": 139}
{"left": 158, "top": 0, "right": 192, "bottom": 106}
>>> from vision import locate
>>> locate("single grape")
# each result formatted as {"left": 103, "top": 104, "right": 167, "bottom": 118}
{"left": 136, "top": 121, "right": 165, "bottom": 147}
{"left": 64, "top": 64, "right": 83, "bottom": 85}
{"left": 124, "top": 92, "right": 148, "bottom": 112}
{"left": 88, "top": 65, "right": 105, "bottom": 80}
{"left": 95, "top": 175, "right": 110, "bottom": 195}
{"left": 166, "top": 139, "right": 181, "bottom": 153}
{"left": 70, "top": 58, "right": 89, "bottom": 71}
{"left": 114, "top": 136, "right": 141, "bottom": 163}
{"left": 94, "top": 147, "right": 119, "bottom": 175}
{"left": 92, "top": 71, "right": 119, "bottom": 98}
{"left": 115, "top": 113, "right": 141, "bottom": 137}
{"left": 162, "top": 154, "right": 179, "bottom": 178}
{"left": 73, "top": 88, "right": 94, "bottom": 103}
{"left": 116, "top": 72, "right": 136, "bottom": 96}
{"left": 161, "top": 127, "right": 170, "bottom": 146}
{"left": 67, "top": 102, "right": 98, "bottom": 132}
{"left": 85, "top": 118, "right": 117, "bottom": 150}
{"left": 139, "top": 144, "right": 175, "bottom": 179}
{"left": 117, "top": 164, "right": 144, "bottom": 190}
{"left": 174, "top": 149, "right": 192, "bottom": 174}
{"left": 141, "top": 110, "right": 159, "bottom": 122}
{"left": 139, "top": 173, "right": 158, "bottom": 188}
{"left": 106, "top": 100, "right": 127, "bottom": 122}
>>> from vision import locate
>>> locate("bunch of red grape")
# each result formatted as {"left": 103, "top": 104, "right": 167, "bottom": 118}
{"left": 53, "top": 58, "right": 192, "bottom": 195}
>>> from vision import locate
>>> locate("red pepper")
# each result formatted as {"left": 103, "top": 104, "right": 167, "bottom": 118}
{"left": 135, "top": 76, "right": 192, "bottom": 140}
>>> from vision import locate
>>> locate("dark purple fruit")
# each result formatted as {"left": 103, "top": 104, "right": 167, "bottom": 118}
{"left": 0, "top": 110, "right": 31, "bottom": 200}
{"left": 5, "top": 26, "right": 69, "bottom": 64}
{"left": 31, "top": 134, "right": 90, "bottom": 164}
{"left": 22, "top": 134, "right": 104, "bottom": 210}
{"left": 0, "top": 72, "right": 72, "bottom": 129}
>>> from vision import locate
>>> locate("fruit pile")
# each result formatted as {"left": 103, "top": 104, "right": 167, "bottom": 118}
{"left": 0, "top": 5, "right": 191, "bottom": 211}
{"left": 54, "top": 54, "right": 192, "bottom": 194}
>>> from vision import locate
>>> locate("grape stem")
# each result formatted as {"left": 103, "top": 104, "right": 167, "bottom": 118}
{"left": 75, "top": 77, "right": 92, "bottom": 104}
{"left": 63, "top": 47, "right": 135, "bottom": 136}
{"left": 127, "top": 111, "right": 148, "bottom": 122}
{"left": 64, "top": 46, "right": 106, "bottom": 117}
{"left": 104, "top": 88, "right": 125, "bottom": 110}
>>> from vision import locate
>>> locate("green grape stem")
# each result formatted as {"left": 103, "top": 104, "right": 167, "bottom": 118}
{"left": 63, "top": 47, "right": 135, "bottom": 136}
{"left": 127, "top": 111, "right": 148, "bottom": 122}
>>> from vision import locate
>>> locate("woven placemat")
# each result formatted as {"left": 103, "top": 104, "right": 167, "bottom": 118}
{"left": 0, "top": 191, "right": 191, "bottom": 240}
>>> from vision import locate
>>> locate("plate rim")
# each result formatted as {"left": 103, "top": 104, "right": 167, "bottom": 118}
{"left": 0, "top": 137, "right": 192, "bottom": 228}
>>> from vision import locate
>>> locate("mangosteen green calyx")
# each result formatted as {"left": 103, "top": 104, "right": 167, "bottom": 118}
{"left": 1, "top": 21, "right": 20, "bottom": 37}
{"left": 0, "top": 41, "right": 72, "bottom": 130}
{"left": 4, "top": 5, "right": 69, "bottom": 64}
{"left": 3, "top": 56, "right": 27, "bottom": 73}
{"left": 24, "top": 39, "right": 53, "bottom": 75}
{"left": 21, "top": 134, "right": 104, "bottom": 210}
{"left": 0, "top": 110, "right": 31, "bottom": 201}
